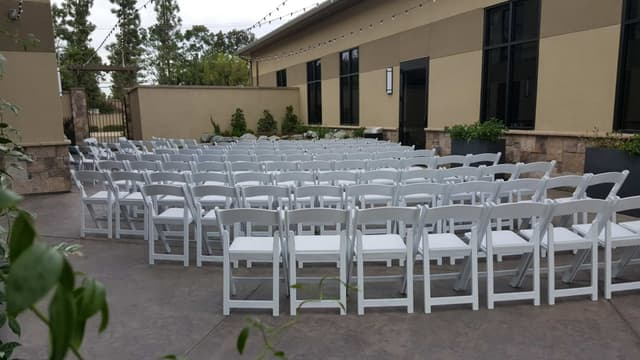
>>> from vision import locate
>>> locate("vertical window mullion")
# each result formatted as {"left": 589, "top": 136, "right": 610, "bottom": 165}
{"left": 505, "top": 2, "right": 514, "bottom": 126}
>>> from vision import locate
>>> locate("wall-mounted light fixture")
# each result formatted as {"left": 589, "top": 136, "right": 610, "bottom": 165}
{"left": 8, "top": 0, "right": 23, "bottom": 21}
{"left": 385, "top": 67, "right": 393, "bottom": 95}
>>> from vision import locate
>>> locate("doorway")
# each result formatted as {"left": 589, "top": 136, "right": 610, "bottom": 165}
{"left": 399, "top": 58, "right": 429, "bottom": 149}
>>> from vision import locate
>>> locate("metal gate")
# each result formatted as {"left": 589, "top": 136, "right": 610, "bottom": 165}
{"left": 88, "top": 98, "right": 130, "bottom": 143}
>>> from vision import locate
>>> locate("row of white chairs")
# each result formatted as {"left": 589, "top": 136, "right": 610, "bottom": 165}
{"left": 211, "top": 196, "right": 640, "bottom": 316}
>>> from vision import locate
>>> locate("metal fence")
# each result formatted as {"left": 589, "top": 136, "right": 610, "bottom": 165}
{"left": 88, "top": 98, "right": 129, "bottom": 143}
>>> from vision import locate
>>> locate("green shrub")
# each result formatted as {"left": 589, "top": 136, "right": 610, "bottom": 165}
{"left": 257, "top": 110, "right": 278, "bottom": 135}
{"left": 352, "top": 127, "right": 366, "bottom": 138}
{"left": 589, "top": 132, "right": 640, "bottom": 157}
{"left": 102, "top": 124, "right": 124, "bottom": 132}
{"left": 230, "top": 108, "right": 247, "bottom": 137}
{"left": 307, "top": 126, "right": 330, "bottom": 139}
{"left": 281, "top": 105, "right": 300, "bottom": 134}
{"left": 445, "top": 118, "right": 507, "bottom": 143}
{"left": 210, "top": 115, "right": 221, "bottom": 135}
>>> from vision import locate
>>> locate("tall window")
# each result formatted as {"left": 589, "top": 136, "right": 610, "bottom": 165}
{"left": 481, "top": 0, "right": 540, "bottom": 129}
{"left": 307, "top": 59, "right": 322, "bottom": 125}
{"left": 340, "top": 48, "right": 359, "bottom": 125}
{"left": 276, "top": 69, "right": 287, "bottom": 87}
{"left": 615, "top": 0, "right": 640, "bottom": 131}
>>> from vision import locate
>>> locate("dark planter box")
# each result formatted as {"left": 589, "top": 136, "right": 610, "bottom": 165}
{"left": 451, "top": 138, "right": 506, "bottom": 165}
{"left": 584, "top": 147, "right": 640, "bottom": 215}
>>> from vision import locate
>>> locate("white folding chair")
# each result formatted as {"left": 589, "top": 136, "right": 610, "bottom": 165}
{"left": 367, "top": 159, "right": 402, "bottom": 171}
{"left": 142, "top": 184, "right": 195, "bottom": 266}
{"left": 520, "top": 199, "right": 611, "bottom": 304}
{"left": 420, "top": 204, "right": 487, "bottom": 313}
{"left": 395, "top": 182, "right": 449, "bottom": 208}
{"left": 168, "top": 154, "right": 196, "bottom": 162}
{"left": 257, "top": 154, "right": 284, "bottom": 162}
{"left": 108, "top": 171, "right": 149, "bottom": 239}
{"left": 71, "top": 170, "right": 115, "bottom": 238}
{"left": 466, "top": 152, "right": 501, "bottom": 167}
{"left": 402, "top": 157, "right": 436, "bottom": 170}
{"left": 439, "top": 166, "right": 481, "bottom": 183}
{"left": 190, "top": 172, "right": 230, "bottom": 186}
{"left": 479, "top": 163, "right": 519, "bottom": 181}
{"left": 360, "top": 170, "right": 399, "bottom": 186}
{"left": 317, "top": 170, "right": 358, "bottom": 186}
{"left": 215, "top": 208, "right": 283, "bottom": 316}
{"left": 300, "top": 160, "right": 333, "bottom": 173}
{"left": 275, "top": 171, "right": 316, "bottom": 187}
{"left": 192, "top": 185, "right": 238, "bottom": 266}
{"left": 316, "top": 153, "right": 344, "bottom": 161}
{"left": 193, "top": 161, "right": 226, "bottom": 173}
{"left": 162, "top": 161, "right": 193, "bottom": 173}
{"left": 141, "top": 153, "right": 166, "bottom": 162}
{"left": 352, "top": 206, "right": 424, "bottom": 315}
{"left": 127, "top": 160, "right": 163, "bottom": 172}
{"left": 227, "top": 161, "right": 262, "bottom": 173}
{"left": 285, "top": 153, "right": 313, "bottom": 161}
{"left": 408, "top": 148, "right": 437, "bottom": 158}
{"left": 334, "top": 160, "right": 366, "bottom": 173}
{"left": 115, "top": 152, "right": 139, "bottom": 162}
{"left": 400, "top": 168, "right": 441, "bottom": 184}
{"left": 480, "top": 202, "right": 551, "bottom": 308}
{"left": 516, "top": 161, "right": 556, "bottom": 179}
{"left": 231, "top": 172, "right": 272, "bottom": 187}
{"left": 286, "top": 208, "right": 350, "bottom": 315}
{"left": 434, "top": 155, "right": 469, "bottom": 168}
{"left": 198, "top": 154, "right": 226, "bottom": 162}
{"left": 265, "top": 161, "right": 299, "bottom": 174}
{"left": 226, "top": 154, "right": 254, "bottom": 162}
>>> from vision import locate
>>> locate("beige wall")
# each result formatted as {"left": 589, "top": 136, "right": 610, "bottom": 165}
{"left": 129, "top": 86, "right": 300, "bottom": 140}
{"left": 60, "top": 93, "right": 72, "bottom": 119}
{"left": 428, "top": 50, "right": 483, "bottom": 129}
{"left": 536, "top": 25, "right": 621, "bottom": 133}
{"left": 1, "top": 51, "right": 65, "bottom": 145}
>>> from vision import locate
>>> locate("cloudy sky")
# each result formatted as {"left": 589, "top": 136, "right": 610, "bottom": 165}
{"left": 51, "top": 0, "right": 323, "bottom": 89}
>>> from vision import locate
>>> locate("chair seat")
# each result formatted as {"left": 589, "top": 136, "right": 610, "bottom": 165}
{"left": 370, "top": 179, "right": 396, "bottom": 185}
{"left": 294, "top": 235, "right": 341, "bottom": 254}
{"left": 362, "top": 194, "right": 393, "bottom": 203}
{"left": 419, "top": 233, "right": 470, "bottom": 255}
{"left": 200, "top": 210, "right": 217, "bottom": 225}
{"left": 86, "top": 191, "right": 113, "bottom": 203}
{"left": 520, "top": 227, "right": 589, "bottom": 250}
{"left": 620, "top": 220, "right": 640, "bottom": 234}
{"left": 229, "top": 236, "right": 277, "bottom": 254}
{"left": 154, "top": 207, "right": 192, "bottom": 222}
{"left": 199, "top": 195, "right": 229, "bottom": 205}
{"left": 359, "top": 234, "right": 406, "bottom": 254}
{"left": 202, "top": 181, "right": 226, "bottom": 186}
{"left": 572, "top": 222, "right": 640, "bottom": 246}
{"left": 472, "top": 230, "right": 532, "bottom": 253}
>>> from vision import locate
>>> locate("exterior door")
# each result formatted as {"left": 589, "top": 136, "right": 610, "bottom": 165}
{"left": 399, "top": 58, "right": 429, "bottom": 149}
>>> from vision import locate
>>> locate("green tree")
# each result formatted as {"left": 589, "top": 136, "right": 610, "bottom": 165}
{"left": 52, "top": 1, "right": 105, "bottom": 110}
{"left": 107, "top": 0, "right": 145, "bottom": 99}
{"left": 147, "top": 0, "right": 182, "bottom": 85}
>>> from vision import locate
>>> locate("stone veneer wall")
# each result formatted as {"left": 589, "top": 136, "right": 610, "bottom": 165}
{"left": 5, "top": 144, "right": 72, "bottom": 194}
{"left": 426, "top": 130, "right": 587, "bottom": 175}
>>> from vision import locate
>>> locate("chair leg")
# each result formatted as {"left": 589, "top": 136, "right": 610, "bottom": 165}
{"left": 272, "top": 256, "right": 279, "bottom": 317}
{"left": 223, "top": 254, "right": 230, "bottom": 315}
{"left": 605, "top": 240, "right": 612, "bottom": 300}
{"left": 290, "top": 252, "right": 297, "bottom": 316}
{"left": 406, "top": 252, "right": 413, "bottom": 314}
{"left": 533, "top": 246, "right": 540, "bottom": 306}
{"left": 454, "top": 258, "right": 471, "bottom": 291}
{"left": 424, "top": 255, "right": 431, "bottom": 314}
{"left": 591, "top": 240, "right": 598, "bottom": 301}
{"left": 183, "top": 221, "right": 189, "bottom": 267}
{"left": 562, "top": 249, "right": 589, "bottom": 283}
{"left": 148, "top": 220, "right": 155, "bottom": 265}
{"left": 471, "top": 250, "right": 479, "bottom": 311}
{"left": 115, "top": 203, "right": 121, "bottom": 239}
{"left": 548, "top": 246, "right": 555, "bottom": 305}
{"left": 81, "top": 202, "right": 86, "bottom": 238}
{"left": 357, "top": 255, "right": 365, "bottom": 315}
{"left": 196, "top": 222, "right": 202, "bottom": 267}
{"left": 107, "top": 203, "right": 113, "bottom": 239}
{"left": 487, "top": 250, "right": 495, "bottom": 310}
{"left": 339, "top": 252, "right": 347, "bottom": 316}
{"left": 613, "top": 246, "right": 640, "bottom": 278}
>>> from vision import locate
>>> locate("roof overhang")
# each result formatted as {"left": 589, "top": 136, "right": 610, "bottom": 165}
{"left": 238, "top": 0, "right": 363, "bottom": 58}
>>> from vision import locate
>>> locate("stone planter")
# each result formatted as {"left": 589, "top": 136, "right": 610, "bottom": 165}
{"left": 450, "top": 138, "right": 506, "bottom": 164}
{"left": 584, "top": 147, "right": 640, "bottom": 204}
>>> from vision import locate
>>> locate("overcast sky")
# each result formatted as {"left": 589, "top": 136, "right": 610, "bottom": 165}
{"left": 51, "top": 0, "right": 323, "bottom": 88}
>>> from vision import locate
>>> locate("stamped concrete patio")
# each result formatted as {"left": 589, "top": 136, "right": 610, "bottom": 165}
{"left": 11, "top": 191, "right": 640, "bottom": 359}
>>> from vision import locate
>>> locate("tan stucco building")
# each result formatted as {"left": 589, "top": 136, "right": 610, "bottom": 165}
{"left": 1, "top": 0, "right": 70, "bottom": 193}
{"left": 239, "top": 0, "right": 640, "bottom": 173}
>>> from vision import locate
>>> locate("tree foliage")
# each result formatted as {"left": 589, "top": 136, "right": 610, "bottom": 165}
{"left": 52, "top": 0, "right": 108, "bottom": 110}
{"left": 147, "top": 0, "right": 182, "bottom": 85}
{"left": 230, "top": 108, "right": 247, "bottom": 137}
{"left": 257, "top": 110, "right": 277, "bottom": 136}
{"left": 107, "top": 0, "right": 145, "bottom": 99}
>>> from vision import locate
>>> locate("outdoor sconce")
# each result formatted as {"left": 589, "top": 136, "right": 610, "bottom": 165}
{"left": 8, "top": 0, "right": 24, "bottom": 21}
{"left": 385, "top": 67, "right": 393, "bottom": 95}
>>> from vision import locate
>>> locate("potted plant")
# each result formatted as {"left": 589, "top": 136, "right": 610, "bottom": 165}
{"left": 584, "top": 133, "right": 640, "bottom": 204}
{"left": 445, "top": 118, "right": 507, "bottom": 157}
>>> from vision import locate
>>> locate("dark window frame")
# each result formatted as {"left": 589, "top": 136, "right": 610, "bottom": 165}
{"left": 614, "top": 0, "right": 640, "bottom": 132}
{"left": 480, "top": 0, "right": 541, "bottom": 130}
{"left": 276, "top": 69, "right": 287, "bottom": 87}
{"left": 307, "top": 59, "right": 322, "bottom": 125}
{"left": 339, "top": 48, "right": 359, "bottom": 125}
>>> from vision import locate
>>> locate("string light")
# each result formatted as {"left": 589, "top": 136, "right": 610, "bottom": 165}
{"left": 254, "top": 0, "right": 437, "bottom": 62}
{"left": 247, "top": 0, "right": 289, "bottom": 31}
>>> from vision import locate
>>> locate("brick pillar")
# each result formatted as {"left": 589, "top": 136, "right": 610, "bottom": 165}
{"left": 70, "top": 88, "right": 89, "bottom": 144}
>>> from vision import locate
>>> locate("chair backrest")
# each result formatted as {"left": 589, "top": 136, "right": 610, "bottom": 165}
{"left": 162, "top": 161, "right": 192, "bottom": 173}
{"left": 409, "top": 148, "right": 437, "bottom": 158}
{"left": 496, "top": 178, "right": 546, "bottom": 202}
{"left": 115, "top": 153, "right": 139, "bottom": 161}
{"left": 334, "top": 160, "right": 366, "bottom": 171}
{"left": 265, "top": 161, "right": 298, "bottom": 172}
{"left": 226, "top": 154, "right": 253, "bottom": 162}
{"left": 315, "top": 153, "right": 344, "bottom": 161}
{"left": 191, "top": 184, "right": 238, "bottom": 208}
{"left": 466, "top": 152, "right": 501, "bottom": 167}
{"left": 275, "top": 171, "right": 316, "bottom": 187}
{"left": 154, "top": 148, "right": 176, "bottom": 155}
{"left": 353, "top": 207, "right": 423, "bottom": 236}
{"left": 550, "top": 199, "right": 612, "bottom": 235}
{"left": 168, "top": 154, "right": 195, "bottom": 162}
{"left": 232, "top": 171, "right": 272, "bottom": 186}
{"left": 516, "top": 160, "right": 556, "bottom": 179}
{"left": 194, "top": 161, "right": 226, "bottom": 173}
{"left": 285, "top": 153, "right": 313, "bottom": 161}
{"left": 435, "top": 155, "right": 468, "bottom": 168}
{"left": 241, "top": 186, "right": 291, "bottom": 210}
{"left": 395, "top": 183, "right": 449, "bottom": 206}
{"left": 583, "top": 170, "right": 629, "bottom": 198}
{"left": 367, "top": 159, "right": 400, "bottom": 171}
{"left": 108, "top": 171, "right": 148, "bottom": 192}
{"left": 257, "top": 154, "right": 283, "bottom": 162}
{"left": 142, "top": 184, "right": 194, "bottom": 214}
{"left": 294, "top": 185, "right": 344, "bottom": 208}
{"left": 446, "top": 181, "right": 500, "bottom": 205}
{"left": 179, "top": 148, "right": 201, "bottom": 155}
{"left": 300, "top": 160, "right": 333, "bottom": 171}
{"left": 96, "top": 160, "right": 125, "bottom": 171}
{"left": 439, "top": 166, "right": 482, "bottom": 183}
{"left": 400, "top": 168, "right": 441, "bottom": 183}
{"left": 127, "top": 160, "right": 163, "bottom": 172}
{"left": 422, "top": 204, "right": 487, "bottom": 237}
{"left": 345, "top": 184, "right": 395, "bottom": 205}
{"left": 286, "top": 208, "right": 349, "bottom": 237}
{"left": 190, "top": 172, "right": 229, "bottom": 185}
{"left": 538, "top": 174, "right": 590, "bottom": 201}
{"left": 148, "top": 171, "right": 188, "bottom": 184}
{"left": 317, "top": 170, "right": 358, "bottom": 185}
{"left": 198, "top": 154, "right": 226, "bottom": 162}
{"left": 141, "top": 153, "right": 166, "bottom": 162}
{"left": 376, "top": 151, "right": 405, "bottom": 159}
{"left": 403, "top": 157, "right": 435, "bottom": 169}
{"left": 227, "top": 161, "right": 262, "bottom": 173}
{"left": 215, "top": 208, "right": 281, "bottom": 235}
{"left": 487, "top": 201, "right": 551, "bottom": 226}
{"left": 71, "top": 170, "right": 111, "bottom": 197}
{"left": 346, "top": 152, "right": 373, "bottom": 160}
{"left": 480, "top": 163, "right": 519, "bottom": 181}
{"left": 360, "top": 170, "right": 399, "bottom": 184}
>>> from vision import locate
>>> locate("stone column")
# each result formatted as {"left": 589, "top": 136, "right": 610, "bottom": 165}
{"left": 70, "top": 88, "right": 89, "bottom": 144}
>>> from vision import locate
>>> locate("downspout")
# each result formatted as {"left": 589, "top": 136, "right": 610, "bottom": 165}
{"left": 256, "top": 60, "right": 260, "bottom": 87}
